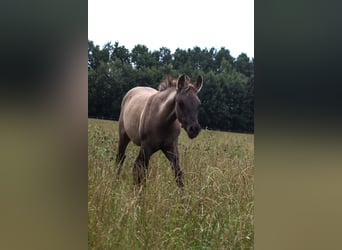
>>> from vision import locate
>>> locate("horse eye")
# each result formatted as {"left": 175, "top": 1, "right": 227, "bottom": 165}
{"left": 178, "top": 100, "right": 184, "bottom": 107}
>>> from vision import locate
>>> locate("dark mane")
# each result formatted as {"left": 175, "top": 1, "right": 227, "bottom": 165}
{"left": 158, "top": 76, "right": 177, "bottom": 91}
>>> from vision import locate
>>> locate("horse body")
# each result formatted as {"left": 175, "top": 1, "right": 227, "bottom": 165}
{"left": 116, "top": 74, "right": 203, "bottom": 187}
{"left": 120, "top": 86, "right": 157, "bottom": 146}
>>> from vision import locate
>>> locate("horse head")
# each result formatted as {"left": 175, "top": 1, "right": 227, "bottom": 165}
{"left": 175, "top": 74, "right": 203, "bottom": 139}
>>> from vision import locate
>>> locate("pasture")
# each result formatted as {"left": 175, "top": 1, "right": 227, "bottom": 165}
{"left": 88, "top": 118, "right": 254, "bottom": 249}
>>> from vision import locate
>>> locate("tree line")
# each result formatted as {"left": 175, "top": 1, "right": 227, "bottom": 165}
{"left": 88, "top": 40, "right": 254, "bottom": 133}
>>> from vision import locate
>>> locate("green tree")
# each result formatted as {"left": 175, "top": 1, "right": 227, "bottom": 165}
{"left": 159, "top": 47, "right": 172, "bottom": 65}
{"left": 215, "top": 47, "right": 234, "bottom": 72}
{"left": 111, "top": 41, "right": 130, "bottom": 64}
{"left": 131, "top": 44, "right": 156, "bottom": 69}
{"left": 173, "top": 48, "right": 192, "bottom": 75}
{"left": 235, "top": 53, "right": 252, "bottom": 77}
{"left": 88, "top": 40, "right": 102, "bottom": 70}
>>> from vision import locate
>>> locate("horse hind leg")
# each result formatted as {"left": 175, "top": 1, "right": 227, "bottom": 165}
{"left": 116, "top": 126, "right": 130, "bottom": 176}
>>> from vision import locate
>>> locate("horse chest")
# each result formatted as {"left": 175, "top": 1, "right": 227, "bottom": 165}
{"left": 140, "top": 123, "right": 179, "bottom": 148}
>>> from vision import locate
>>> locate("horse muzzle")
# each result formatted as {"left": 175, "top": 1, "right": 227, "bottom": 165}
{"left": 186, "top": 124, "right": 201, "bottom": 139}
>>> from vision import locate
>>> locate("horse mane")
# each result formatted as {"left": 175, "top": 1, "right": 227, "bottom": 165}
{"left": 158, "top": 75, "right": 196, "bottom": 93}
{"left": 158, "top": 76, "right": 177, "bottom": 91}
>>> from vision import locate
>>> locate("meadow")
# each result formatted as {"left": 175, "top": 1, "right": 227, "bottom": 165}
{"left": 88, "top": 118, "right": 254, "bottom": 249}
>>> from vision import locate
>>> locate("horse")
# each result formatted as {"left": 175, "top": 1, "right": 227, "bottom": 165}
{"left": 115, "top": 74, "right": 203, "bottom": 187}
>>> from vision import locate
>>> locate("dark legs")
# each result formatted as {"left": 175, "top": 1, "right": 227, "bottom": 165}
{"left": 115, "top": 127, "right": 130, "bottom": 175}
{"left": 116, "top": 132, "right": 151, "bottom": 187}
{"left": 162, "top": 143, "right": 184, "bottom": 187}
{"left": 133, "top": 143, "right": 183, "bottom": 187}
{"left": 115, "top": 120, "right": 151, "bottom": 186}
{"left": 116, "top": 126, "right": 183, "bottom": 188}
{"left": 133, "top": 148, "right": 151, "bottom": 186}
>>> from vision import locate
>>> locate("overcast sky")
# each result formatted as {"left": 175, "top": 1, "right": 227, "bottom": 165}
{"left": 88, "top": 0, "right": 254, "bottom": 58}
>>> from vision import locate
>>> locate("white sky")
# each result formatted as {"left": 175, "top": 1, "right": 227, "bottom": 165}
{"left": 88, "top": 0, "right": 254, "bottom": 59}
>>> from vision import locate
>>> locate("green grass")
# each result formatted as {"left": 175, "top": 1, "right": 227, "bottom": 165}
{"left": 88, "top": 118, "right": 254, "bottom": 249}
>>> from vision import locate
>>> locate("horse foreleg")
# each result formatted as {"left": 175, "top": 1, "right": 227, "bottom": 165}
{"left": 133, "top": 148, "right": 150, "bottom": 186}
{"left": 162, "top": 144, "right": 184, "bottom": 188}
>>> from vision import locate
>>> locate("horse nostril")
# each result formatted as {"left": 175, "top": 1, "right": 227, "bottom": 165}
{"left": 189, "top": 125, "right": 200, "bottom": 134}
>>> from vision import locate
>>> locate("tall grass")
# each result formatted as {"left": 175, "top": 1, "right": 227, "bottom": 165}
{"left": 88, "top": 118, "right": 254, "bottom": 249}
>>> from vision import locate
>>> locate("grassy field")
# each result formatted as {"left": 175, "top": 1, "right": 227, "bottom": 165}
{"left": 88, "top": 118, "right": 254, "bottom": 249}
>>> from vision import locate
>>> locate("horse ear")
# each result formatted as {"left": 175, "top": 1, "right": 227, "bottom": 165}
{"left": 177, "top": 74, "right": 187, "bottom": 91}
{"left": 194, "top": 75, "right": 203, "bottom": 93}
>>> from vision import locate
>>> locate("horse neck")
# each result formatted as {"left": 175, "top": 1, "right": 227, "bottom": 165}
{"left": 158, "top": 88, "right": 177, "bottom": 124}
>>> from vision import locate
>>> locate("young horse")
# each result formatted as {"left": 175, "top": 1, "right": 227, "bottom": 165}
{"left": 116, "top": 74, "right": 203, "bottom": 187}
